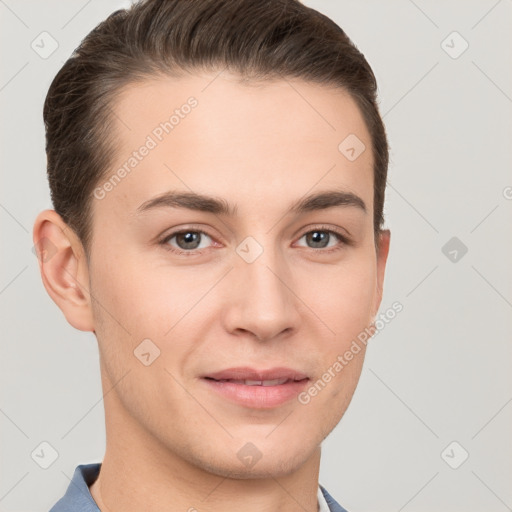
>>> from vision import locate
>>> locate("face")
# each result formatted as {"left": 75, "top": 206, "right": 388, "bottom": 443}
{"left": 84, "top": 71, "right": 389, "bottom": 478}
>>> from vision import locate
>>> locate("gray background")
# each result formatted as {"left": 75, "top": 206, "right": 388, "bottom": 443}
{"left": 1, "top": 1, "right": 511, "bottom": 511}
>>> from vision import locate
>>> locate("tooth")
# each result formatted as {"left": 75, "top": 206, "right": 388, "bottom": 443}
{"left": 244, "top": 380, "right": 263, "bottom": 386}
{"left": 262, "top": 378, "right": 288, "bottom": 386}
{"left": 242, "top": 378, "right": 289, "bottom": 386}
{"left": 215, "top": 378, "right": 291, "bottom": 386}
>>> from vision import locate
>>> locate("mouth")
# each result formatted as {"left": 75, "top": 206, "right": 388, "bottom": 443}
{"left": 203, "top": 377, "right": 306, "bottom": 386}
{"left": 201, "top": 367, "right": 310, "bottom": 408}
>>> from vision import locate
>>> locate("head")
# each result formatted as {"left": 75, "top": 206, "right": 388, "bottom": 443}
{"left": 34, "top": 0, "right": 390, "bottom": 479}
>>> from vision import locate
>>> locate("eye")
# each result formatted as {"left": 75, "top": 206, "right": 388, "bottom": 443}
{"left": 158, "top": 225, "right": 351, "bottom": 256}
{"left": 160, "top": 229, "right": 215, "bottom": 255}
{"left": 295, "top": 226, "right": 350, "bottom": 252}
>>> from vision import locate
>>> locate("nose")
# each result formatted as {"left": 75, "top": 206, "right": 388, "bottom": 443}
{"left": 221, "top": 246, "right": 302, "bottom": 342}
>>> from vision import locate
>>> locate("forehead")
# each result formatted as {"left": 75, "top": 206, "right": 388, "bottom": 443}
{"left": 96, "top": 71, "right": 374, "bottom": 220}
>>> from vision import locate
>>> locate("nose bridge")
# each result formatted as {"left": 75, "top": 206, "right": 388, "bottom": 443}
{"left": 243, "top": 255, "right": 287, "bottom": 307}
{"left": 224, "top": 236, "right": 300, "bottom": 340}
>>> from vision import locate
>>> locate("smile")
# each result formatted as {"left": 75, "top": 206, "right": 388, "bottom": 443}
{"left": 201, "top": 371, "right": 310, "bottom": 409}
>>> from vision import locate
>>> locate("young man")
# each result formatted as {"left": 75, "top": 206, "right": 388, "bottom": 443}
{"left": 33, "top": 0, "right": 390, "bottom": 510}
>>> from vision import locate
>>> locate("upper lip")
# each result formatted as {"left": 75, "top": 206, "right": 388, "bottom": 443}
{"left": 203, "top": 366, "right": 309, "bottom": 381}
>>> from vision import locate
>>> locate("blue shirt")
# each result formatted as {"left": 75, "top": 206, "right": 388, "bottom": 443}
{"left": 49, "top": 463, "right": 349, "bottom": 512}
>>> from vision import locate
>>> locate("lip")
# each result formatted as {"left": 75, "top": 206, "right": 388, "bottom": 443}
{"left": 201, "top": 366, "right": 310, "bottom": 409}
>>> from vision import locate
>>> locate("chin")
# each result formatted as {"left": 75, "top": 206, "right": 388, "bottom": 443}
{"left": 186, "top": 439, "right": 318, "bottom": 480}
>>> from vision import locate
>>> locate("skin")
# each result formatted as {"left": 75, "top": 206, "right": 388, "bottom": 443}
{"left": 34, "top": 70, "right": 390, "bottom": 512}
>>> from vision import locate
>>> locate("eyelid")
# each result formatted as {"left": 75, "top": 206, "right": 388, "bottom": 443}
{"left": 158, "top": 225, "right": 219, "bottom": 254}
{"left": 158, "top": 224, "right": 352, "bottom": 256}
{"left": 293, "top": 224, "right": 352, "bottom": 251}
{"left": 295, "top": 223, "right": 351, "bottom": 241}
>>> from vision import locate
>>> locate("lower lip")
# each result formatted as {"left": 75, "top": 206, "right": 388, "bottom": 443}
{"left": 201, "top": 378, "right": 310, "bottom": 408}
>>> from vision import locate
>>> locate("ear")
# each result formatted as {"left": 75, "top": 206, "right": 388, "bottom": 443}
{"left": 33, "top": 209, "right": 95, "bottom": 332}
{"left": 371, "top": 229, "right": 391, "bottom": 319}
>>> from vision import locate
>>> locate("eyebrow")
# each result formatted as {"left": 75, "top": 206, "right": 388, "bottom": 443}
{"left": 135, "top": 189, "right": 367, "bottom": 216}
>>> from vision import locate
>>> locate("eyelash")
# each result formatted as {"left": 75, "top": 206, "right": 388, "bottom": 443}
{"left": 158, "top": 225, "right": 351, "bottom": 257}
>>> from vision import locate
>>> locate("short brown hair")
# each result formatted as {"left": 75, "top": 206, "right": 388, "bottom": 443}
{"left": 44, "top": 0, "right": 388, "bottom": 255}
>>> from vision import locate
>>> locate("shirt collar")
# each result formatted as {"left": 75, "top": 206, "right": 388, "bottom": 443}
{"left": 318, "top": 484, "right": 331, "bottom": 512}
{"left": 49, "top": 463, "right": 101, "bottom": 511}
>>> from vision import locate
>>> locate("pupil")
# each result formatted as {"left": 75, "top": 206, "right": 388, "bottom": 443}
{"left": 178, "top": 232, "right": 200, "bottom": 249}
{"left": 308, "top": 231, "right": 328, "bottom": 248}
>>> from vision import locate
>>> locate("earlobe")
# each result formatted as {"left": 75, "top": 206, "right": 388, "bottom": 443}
{"left": 33, "top": 210, "right": 95, "bottom": 332}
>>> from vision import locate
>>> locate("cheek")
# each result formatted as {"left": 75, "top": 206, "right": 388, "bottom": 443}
{"left": 306, "top": 257, "right": 377, "bottom": 338}
{"left": 89, "top": 250, "right": 221, "bottom": 386}
{"left": 90, "top": 249, "right": 189, "bottom": 333}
